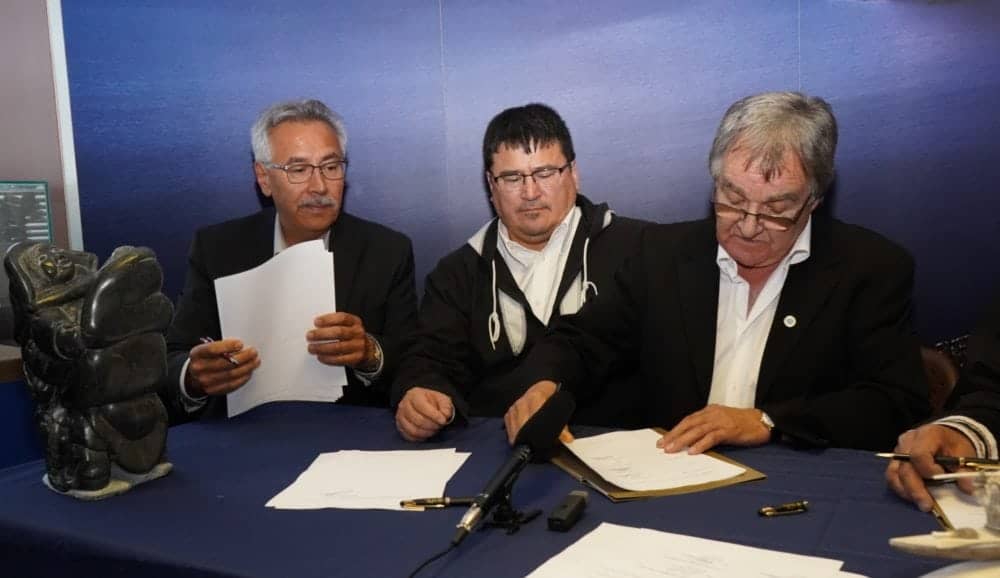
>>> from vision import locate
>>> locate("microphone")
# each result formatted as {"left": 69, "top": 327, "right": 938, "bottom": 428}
{"left": 452, "top": 390, "right": 575, "bottom": 546}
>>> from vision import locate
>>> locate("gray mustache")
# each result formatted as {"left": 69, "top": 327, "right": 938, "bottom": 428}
{"left": 299, "top": 196, "right": 337, "bottom": 208}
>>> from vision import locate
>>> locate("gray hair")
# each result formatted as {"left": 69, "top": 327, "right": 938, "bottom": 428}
{"left": 250, "top": 99, "right": 348, "bottom": 163}
{"left": 708, "top": 92, "right": 837, "bottom": 199}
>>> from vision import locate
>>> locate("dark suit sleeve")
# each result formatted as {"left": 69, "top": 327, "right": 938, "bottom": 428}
{"left": 160, "top": 231, "right": 220, "bottom": 424}
{"left": 391, "top": 255, "right": 479, "bottom": 418}
{"left": 361, "top": 236, "right": 418, "bottom": 398}
{"left": 762, "top": 250, "right": 929, "bottom": 450}
{"left": 947, "top": 293, "right": 1000, "bottom": 435}
{"left": 518, "top": 244, "right": 647, "bottom": 402}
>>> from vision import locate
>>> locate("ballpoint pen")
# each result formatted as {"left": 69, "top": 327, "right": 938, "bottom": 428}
{"left": 199, "top": 336, "right": 240, "bottom": 366}
{"left": 758, "top": 500, "right": 809, "bottom": 517}
{"left": 875, "top": 452, "right": 1000, "bottom": 470}
{"left": 399, "top": 497, "right": 475, "bottom": 510}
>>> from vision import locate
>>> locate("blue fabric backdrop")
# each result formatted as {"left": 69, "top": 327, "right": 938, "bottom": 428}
{"left": 61, "top": 0, "right": 1000, "bottom": 341}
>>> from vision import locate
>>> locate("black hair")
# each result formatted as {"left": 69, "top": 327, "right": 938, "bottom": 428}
{"left": 482, "top": 103, "right": 575, "bottom": 172}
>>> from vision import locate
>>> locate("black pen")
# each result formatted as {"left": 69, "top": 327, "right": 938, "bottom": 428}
{"left": 875, "top": 452, "right": 1000, "bottom": 469}
{"left": 199, "top": 336, "right": 240, "bottom": 366}
{"left": 400, "top": 496, "right": 475, "bottom": 510}
{"left": 758, "top": 500, "right": 809, "bottom": 517}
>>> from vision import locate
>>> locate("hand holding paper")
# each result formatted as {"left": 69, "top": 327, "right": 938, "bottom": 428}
{"left": 307, "top": 311, "right": 370, "bottom": 368}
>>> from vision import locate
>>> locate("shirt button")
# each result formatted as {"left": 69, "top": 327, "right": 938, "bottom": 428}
{"left": 783, "top": 315, "right": 797, "bottom": 328}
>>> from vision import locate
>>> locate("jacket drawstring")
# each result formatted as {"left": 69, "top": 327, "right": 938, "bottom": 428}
{"left": 488, "top": 258, "right": 501, "bottom": 350}
{"left": 580, "top": 236, "right": 598, "bottom": 304}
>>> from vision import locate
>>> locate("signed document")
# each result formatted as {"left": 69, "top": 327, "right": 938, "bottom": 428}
{"left": 215, "top": 239, "right": 346, "bottom": 417}
{"left": 565, "top": 429, "right": 746, "bottom": 491}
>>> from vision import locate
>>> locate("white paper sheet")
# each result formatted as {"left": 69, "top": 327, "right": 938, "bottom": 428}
{"left": 565, "top": 429, "right": 746, "bottom": 491}
{"left": 527, "top": 523, "right": 858, "bottom": 578}
{"left": 931, "top": 484, "right": 988, "bottom": 529}
{"left": 266, "top": 449, "right": 471, "bottom": 510}
{"left": 214, "top": 239, "right": 346, "bottom": 417}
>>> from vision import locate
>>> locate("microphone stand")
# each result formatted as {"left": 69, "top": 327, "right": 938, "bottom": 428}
{"left": 482, "top": 474, "right": 541, "bottom": 536}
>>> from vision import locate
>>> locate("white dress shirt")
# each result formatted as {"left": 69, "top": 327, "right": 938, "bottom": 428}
{"left": 496, "top": 206, "right": 581, "bottom": 326}
{"left": 707, "top": 218, "right": 812, "bottom": 409}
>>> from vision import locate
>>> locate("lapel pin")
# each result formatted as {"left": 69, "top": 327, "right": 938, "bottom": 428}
{"left": 783, "top": 315, "right": 797, "bottom": 328}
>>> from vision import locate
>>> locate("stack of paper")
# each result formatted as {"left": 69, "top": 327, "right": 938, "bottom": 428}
{"left": 214, "top": 239, "right": 346, "bottom": 417}
{"left": 266, "top": 449, "right": 470, "bottom": 510}
{"left": 565, "top": 429, "right": 746, "bottom": 491}
{"left": 528, "top": 523, "right": 865, "bottom": 578}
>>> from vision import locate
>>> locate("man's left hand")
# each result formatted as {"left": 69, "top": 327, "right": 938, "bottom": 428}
{"left": 307, "top": 312, "right": 373, "bottom": 368}
{"left": 656, "top": 404, "right": 771, "bottom": 454}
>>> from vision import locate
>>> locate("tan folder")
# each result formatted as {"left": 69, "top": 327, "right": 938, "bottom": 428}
{"left": 550, "top": 428, "right": 766, "bottom": 502}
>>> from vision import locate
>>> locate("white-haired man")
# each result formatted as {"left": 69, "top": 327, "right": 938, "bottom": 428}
{"left": 506, "top": 92, "right": 929, "bottom": 451}
{"left": 162, "top": 99, "right": 417, "bottom": 421}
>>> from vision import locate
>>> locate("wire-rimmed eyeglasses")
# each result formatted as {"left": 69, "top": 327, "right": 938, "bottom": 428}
{"left": 265, "top": 160, "right": 347, "bottom": 184}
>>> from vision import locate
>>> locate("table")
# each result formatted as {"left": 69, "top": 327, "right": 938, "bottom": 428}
{"left": 0, "top": 403, "right": 951, "bottom": 577}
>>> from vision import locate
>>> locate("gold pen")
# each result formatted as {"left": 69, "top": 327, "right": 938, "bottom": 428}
{"left": 758, "top": 500, "right": 809, "bottom": 517}
{"left": 400, "top": 496, "right": 475, "bottom": 510}
{"left": 875, "top": 452, "right": 1000, "bottom": 470}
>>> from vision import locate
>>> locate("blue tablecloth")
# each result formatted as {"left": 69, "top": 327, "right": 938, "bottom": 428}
{"left": 0, "top": 402, "right": 951, "bottom": 577}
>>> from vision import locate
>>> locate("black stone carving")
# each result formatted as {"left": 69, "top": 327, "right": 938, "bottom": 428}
{"left": 3, "top": 242, "right": 173, "bottom": 498}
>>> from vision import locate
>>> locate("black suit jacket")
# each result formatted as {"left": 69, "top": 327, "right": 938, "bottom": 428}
{"left": 523, "top": 217, "right": 929, "bottom": 450}
{"left": 946, "top": 292, "right": 1000, "bottom": 435}
{"left": 161, "top": 208, "right": 417, "bottom": 423}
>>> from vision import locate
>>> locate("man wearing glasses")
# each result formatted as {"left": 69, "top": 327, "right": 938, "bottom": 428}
{"left": 161, "top": 99, "right": 417, "bottom": 421}
{"left": 392, "top": 103, "right": 647, "bottom": 442}
{"left": 506, "top": 92, "right": 928, "bottom": 451}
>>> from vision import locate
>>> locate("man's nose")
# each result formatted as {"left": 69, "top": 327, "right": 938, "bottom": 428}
{"left": 520, "top": 176, "right": 542, "bottom": 200}
{"left": 736, "top": 212, "right": 762, "bottom": 237}
{"left": 307, "top": 166, "right": 328, "bottom": 194}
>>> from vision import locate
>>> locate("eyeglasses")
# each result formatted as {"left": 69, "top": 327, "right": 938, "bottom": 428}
{"left": 489, "top": 161, "right": 573, "bottom": 193}
{"left": 265, "top": 160, "right": 347, "bottom": 184}
{"left": 711, "top": 197, "right": 811, "bottom": 232}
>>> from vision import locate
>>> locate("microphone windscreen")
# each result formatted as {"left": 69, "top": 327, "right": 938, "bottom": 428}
{"left": 514, "top": 389, "right": 575, "bottom": 459}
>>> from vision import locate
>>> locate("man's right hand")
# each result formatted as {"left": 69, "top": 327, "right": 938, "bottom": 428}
{"left": 184, "top": 338, "right": 260, "bottom": 397}
{"left": 885, "top": 423, "right": 978, "bottom": 512}
{"left": 395, "top": 387, "right": 454, "bottom": 442}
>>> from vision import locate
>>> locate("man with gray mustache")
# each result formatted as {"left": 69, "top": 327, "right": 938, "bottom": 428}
{"left": 392, "top": 103, "right": 647, "bottom": 442}
{"left": 161, "top": 99, "right": 417, "bottom": 422}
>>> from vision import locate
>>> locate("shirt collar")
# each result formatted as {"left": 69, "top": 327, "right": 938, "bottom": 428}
{"left": 497, "top": 205, "right": 579, "bottom": 264}
{"left": 716, "top": 216, "right": 812, "bottom": 280}
{"left": 273, "top": 216, "right": 331, "bottom": 254}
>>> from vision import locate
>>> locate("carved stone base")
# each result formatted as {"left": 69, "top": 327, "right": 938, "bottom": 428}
{"left": 42, "top": 462, "right": 173, "bottom": 500}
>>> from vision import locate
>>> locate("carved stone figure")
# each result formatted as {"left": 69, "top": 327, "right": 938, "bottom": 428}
{"left": 3, "top": 242, "right": 173, "bottom": 498}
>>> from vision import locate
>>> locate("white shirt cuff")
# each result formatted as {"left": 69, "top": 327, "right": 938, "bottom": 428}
{"left": 935, "top": 415, "right": 998, "bottom": 460}
{"left": 178, "top": 356, "right": 207, "bottom": 413}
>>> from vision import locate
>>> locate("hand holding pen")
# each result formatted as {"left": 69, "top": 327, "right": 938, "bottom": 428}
{"left": 883, "top": 424, "right": 981, "bottom": 512}
{"left": 184, "top": 337, "right": 261, "bottom": 397}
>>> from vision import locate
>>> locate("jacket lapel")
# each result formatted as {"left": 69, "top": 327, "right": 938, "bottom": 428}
{"left": 239, "top": 209, "right": 279, "bottom": 274}
{"left": 675, "top": 220, "right": 720, "bottom": 398}
{"left": 329, "top": 213, "right": 363, "bottom": 311}
{"left": 755, "top": 218, "right": 842, "bottom": 402}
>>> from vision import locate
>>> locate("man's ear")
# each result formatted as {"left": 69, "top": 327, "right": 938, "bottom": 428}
{"left": 254, "top": 162, "right": 272, "bottom": 197}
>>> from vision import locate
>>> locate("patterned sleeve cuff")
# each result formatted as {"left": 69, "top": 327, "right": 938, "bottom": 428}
{"left": 935, "top": 415, "right": 999, "bottom": 460}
